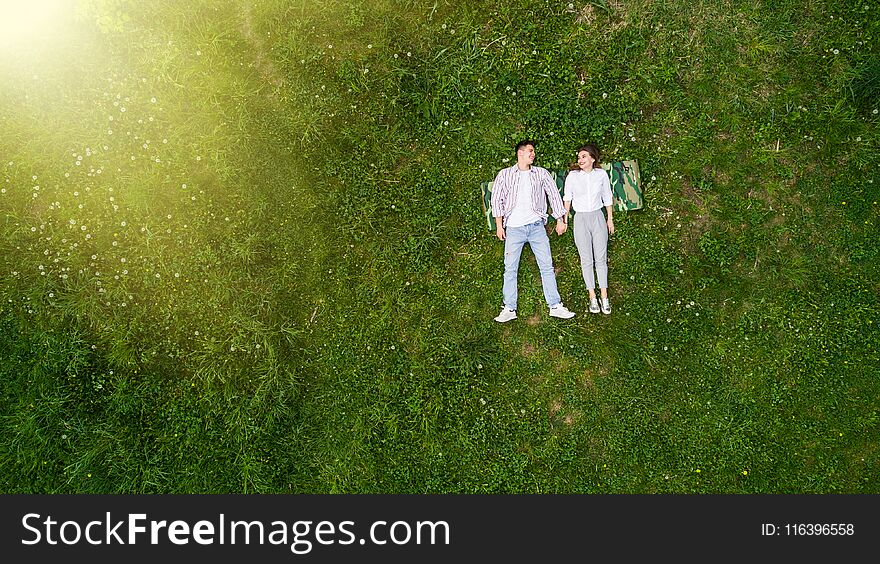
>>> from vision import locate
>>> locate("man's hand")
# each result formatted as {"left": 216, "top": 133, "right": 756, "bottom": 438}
{"left": 496, "top": 224, "right": 506, "bottom": 241}
{"left": 555, "top": 221, "right": 568, "bottom": 236}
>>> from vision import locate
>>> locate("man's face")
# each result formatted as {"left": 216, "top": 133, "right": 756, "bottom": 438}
{"left": 517, "top": 144, "right": 536, "bottom": 166}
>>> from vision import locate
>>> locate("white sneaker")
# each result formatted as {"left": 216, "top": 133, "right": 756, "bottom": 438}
{"left": 494, "top": 307, "right": 517, "bottom": 323}
{"left": 588, "top": 297, "right": 600, "bottom": 314}
{"left": 549, "top": 304, "right": 575, "bottom": 319}
{"left": 601, "top": 297, "right": 611, "bottom": 315}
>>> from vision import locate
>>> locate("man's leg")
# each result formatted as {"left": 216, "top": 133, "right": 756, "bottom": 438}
{"left": 527, "top": 221, "right": 562, "bottom": 308}
{"left": 502, "top": 224, "right": 527, "bottom": 310}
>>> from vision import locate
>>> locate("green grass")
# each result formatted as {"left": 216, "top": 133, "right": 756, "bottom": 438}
{"left": 1, "top": 0, "right": 878, "bottom": 493}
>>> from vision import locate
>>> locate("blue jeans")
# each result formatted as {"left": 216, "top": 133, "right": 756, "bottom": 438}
{"left": 502, "top": 220, "right": 562, "bottom": 310}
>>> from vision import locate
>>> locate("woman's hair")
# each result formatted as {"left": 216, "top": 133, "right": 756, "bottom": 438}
{"left": 569, "top": 143, "right": 601, "bottom": 170}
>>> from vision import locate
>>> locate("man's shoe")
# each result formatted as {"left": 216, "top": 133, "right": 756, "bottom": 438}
{"left": 549, "top": 304, "right": 575, "bottom": 319}
{"left": 588, "top": 298, "right": 600, "bottom": 314}
{"left": 601, "top": 297, "right": 611, "bottom": 315}
{"left": 494, "top": 307, "right": 517, "bottom": 323}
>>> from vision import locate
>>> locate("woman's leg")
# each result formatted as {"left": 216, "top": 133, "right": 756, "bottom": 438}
{"left": 591, "top": 211, "right": 609, "bottom": 294}
{"left": 573, "top": 212, "right": 596, "bottom": 298}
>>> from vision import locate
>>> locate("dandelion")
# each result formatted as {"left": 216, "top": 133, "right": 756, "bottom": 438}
{"left": 367, "top": 43, "right": 372, "bottom": 48}
{"left": 603, "top": 92, "right": 608, "bottom": 99}
{"left": 832, "top": 49, "right": 839, "bottom": 55}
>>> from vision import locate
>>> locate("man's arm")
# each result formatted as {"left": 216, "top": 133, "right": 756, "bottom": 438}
{"left": 543, "top": 169, "right": 566, "bottom": 221}
{"left": 490, "top": 168, "right": 507, "bottom": 240}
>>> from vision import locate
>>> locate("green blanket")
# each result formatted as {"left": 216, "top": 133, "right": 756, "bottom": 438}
{"left": 480, "top": 160, "right": 643, "bottom": 231}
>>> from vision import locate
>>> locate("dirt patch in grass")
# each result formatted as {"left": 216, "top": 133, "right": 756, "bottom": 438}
{"left": 575, "top": 4, "right": 595, "bottom": 25}
{"left": 549, "top": 398, "right": 563, "bottom": 417}
{"left": 562, "top": 411, "right": 581, "bottom": 426}
{"left": 581, "top": 370, "right": 595, "bottom": 390}
{"left": 525, "top": 312, "right": 542, "bottom": 326}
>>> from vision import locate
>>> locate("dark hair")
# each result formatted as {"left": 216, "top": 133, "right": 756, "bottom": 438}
{"left": 515, "top": 139, "right": 537, "bottom": 154}
{"left": 569, "top": 143, "right": 601, "bottom": 170}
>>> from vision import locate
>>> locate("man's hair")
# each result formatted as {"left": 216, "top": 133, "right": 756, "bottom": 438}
{"left": 515, "top": 139, "right": 536, "bottom": 154}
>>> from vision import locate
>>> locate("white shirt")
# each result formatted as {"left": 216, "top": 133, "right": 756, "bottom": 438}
{"left": 505, "top": 170, "right": 541, "bottom": 227}
{"left": 563, "top": 168, "right": 613, "bottom": 213}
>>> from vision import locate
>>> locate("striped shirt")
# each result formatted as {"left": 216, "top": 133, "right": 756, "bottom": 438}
{"left": 490, "top": 165, "right": 566, "bottom": 227}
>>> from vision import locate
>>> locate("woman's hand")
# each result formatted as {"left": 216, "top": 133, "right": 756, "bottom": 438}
{"left": 555, "top": 221, "right": 568, "bottom": 236}
{"left": 607, "top": 218, "right": 615, "bottom": 235}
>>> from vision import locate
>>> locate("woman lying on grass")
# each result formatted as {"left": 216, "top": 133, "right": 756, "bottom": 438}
{"left": 563, "top": 143, "right": 615, "bottom": 315}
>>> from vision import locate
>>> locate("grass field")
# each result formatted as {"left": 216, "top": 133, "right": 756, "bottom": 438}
{"left": 1, "top": 0, "right": 878, "bottom": 493}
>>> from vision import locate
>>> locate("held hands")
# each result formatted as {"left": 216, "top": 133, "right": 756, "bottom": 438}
{"left": 555, "top": 220, "right": 568, "bottom": 236}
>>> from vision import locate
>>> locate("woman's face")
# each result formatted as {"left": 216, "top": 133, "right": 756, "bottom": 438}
{"left": 577, "top": 150, "right": 595, "bottom": 170}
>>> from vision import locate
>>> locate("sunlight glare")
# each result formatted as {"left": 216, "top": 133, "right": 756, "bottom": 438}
{"left": 0, "top": 0, "right": 67, "bottom": 50}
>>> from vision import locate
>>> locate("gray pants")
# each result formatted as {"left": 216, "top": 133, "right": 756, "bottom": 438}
{"left": 573, "top": 209, "right": 608, "bottom": 290}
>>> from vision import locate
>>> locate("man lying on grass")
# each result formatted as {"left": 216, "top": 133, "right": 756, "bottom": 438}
{"left": 491, "top": 139, "right": 575, "bottom": 323}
